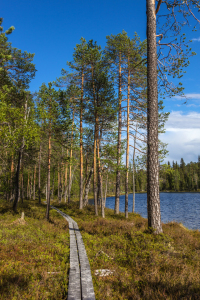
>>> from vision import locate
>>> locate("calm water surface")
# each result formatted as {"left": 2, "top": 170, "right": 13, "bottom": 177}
{"left": 104, "top": 193, "right": 200, "bottom": 230}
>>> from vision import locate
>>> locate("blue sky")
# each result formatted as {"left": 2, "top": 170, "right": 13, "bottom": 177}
{"left": 2, "top": 0, "right": 200, "bottom": 164}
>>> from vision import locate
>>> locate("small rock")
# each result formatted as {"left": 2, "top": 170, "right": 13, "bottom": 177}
{"left": 94, "top": 269, "right": 114, "bottom": 277}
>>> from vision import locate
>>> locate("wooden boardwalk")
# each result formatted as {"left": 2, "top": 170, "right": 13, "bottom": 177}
{"left": 51, "top": 206, "right": 96, "bottom": 300}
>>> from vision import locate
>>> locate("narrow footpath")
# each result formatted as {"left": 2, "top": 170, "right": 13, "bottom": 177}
{"left": 51, "top": 206, "right": 96, "bottom": 300}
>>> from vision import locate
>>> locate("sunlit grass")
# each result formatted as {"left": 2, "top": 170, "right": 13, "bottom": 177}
{"left": 58, "top": 202, "right": 200, "bottom": 300}
{"left": 0, "top": 200, "right": 69, "bottom": 300}
{"left": 1, "top": 198, "right": 200, "bottom": 299}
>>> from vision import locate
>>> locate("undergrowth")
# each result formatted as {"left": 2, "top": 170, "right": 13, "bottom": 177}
{"left": 1, "top": 199, "right": 200, "bottom": 299}
{"left": 58, "top": 202, "right": 200, "bottom": 300}
{"left": 0, "top": 200, "right": 69, "bottom": 300}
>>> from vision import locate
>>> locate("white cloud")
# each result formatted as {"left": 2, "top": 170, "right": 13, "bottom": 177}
{"left": 160, "top": 111, "right": 200, "bottom": 163}
{"left": 173, "top": 93, "right": 200, "bottom": 100}
{"left": 192, "top": 37, "right": 200, "bottom": 42}
{"left": 184, "top": 104, "right": 200, "bottom": 107}
{"left": 165, "top": 111, "right": 200, "bottom": 129}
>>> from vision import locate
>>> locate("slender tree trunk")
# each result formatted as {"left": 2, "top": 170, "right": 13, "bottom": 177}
{"left": 86, "top": 153, "right": 88, "bottom": 180}
{"left": 97, "top": 131, "right": 101, "bottom": 208}
{"left": 147, "top": 0, "right": 162, "bottom": 233}
{"left": 9, "top": 155, "right": 14, "bottom": 202}
{"left": 27, "top": 170, "right": 29, "bottom": 199}
{"left": 21, "top": 160, "right": 24, "bottom": 203}
{"left": 104, "top": 173, "right": 108, "bottom": 207}
{"left": 79, "top": 71, "right": 84, "bottom": 209}
{"left": 93, "top": 122, "right": 98, "bottom": 215}
{"left": 51, "top": 167, "right": 55, "bottom": 201}
{"left": 96, "top": 128, "right": 104, "bottom": 217}
{"left": 92, "top": 65, "right": 98, "bottom": 216}
{"left": 58, "top": 163, "right": 62, "bottom": 203}
{"left": 58, "top": 164, "right": 60, "bottom": 200}
{"left": 100, "top": 170, "right": 105, "bottom": 218}
{"left": 6, "top": 175, "right": 9, "bottom": 201}
{"left": 30, "top": 174, "right": 32, "bottom": 199}
{"left": 46, "top": 120, "right": 51, "bottom": 220}
{"left": 83, "top": 168, "right": 93, "bottom": 206}
{"left": 125, "top": 57, "right": 130, "bottom": 218}
{"left": 68, "top": 163, "right": 78, "bottom": 201}
{"left": 115, "top": 53, "right": 122, "bottom": 214}
{"left": 60, "top": 167, "right": 63, "bottom": 203}
{"left": 68, "top": 109, "right": 74, "bottom": 203}
{"left": 97, "top": 169, "right": 101, "bottom": 206}
{"left": 38, "top": 143, "right": 41, "bottom": 204}
{"left": 64, "top": 149, "right": 68, "bottom": 203}
{"left": 33, "top": 164, "right": 36, "bottom": 201}
{"left": 132, "top": 123, "right": 137, "bottom": 213}
{"left": 13, "top": 149, "right": 22, "bottom": 212}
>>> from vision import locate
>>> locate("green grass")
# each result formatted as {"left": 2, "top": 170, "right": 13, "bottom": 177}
{"left": 0, "top": 200, "right": 69, "bottom": 300}
{"left": 1, "top": 199, "right": 200, "bottom": 299}
{"left": 58, "top": 202, "right": 200, "bottom": 300}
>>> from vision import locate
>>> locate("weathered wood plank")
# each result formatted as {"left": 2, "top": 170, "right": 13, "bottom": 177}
{"left": 51, "top": 206, "right": 81, "bottom": 300}
{"left": 50, "top": 206, "right": 96, "bottom": 300}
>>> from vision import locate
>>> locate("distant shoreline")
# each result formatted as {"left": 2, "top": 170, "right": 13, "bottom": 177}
{"left": 105, "top": 191, "right": 200, "bottom": 197}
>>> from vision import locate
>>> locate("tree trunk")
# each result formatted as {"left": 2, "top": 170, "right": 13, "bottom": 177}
{"left": 64, "top": 150, "right": 68, "bottom": 203}
{"left": 92, "top": 65, "right": 98, "bottom": 216}
{"left": 104, "top": 173, "right": 108, "bottom": 207}
{"left": 132, "top": 122, "right": 137, "bottom": 213}
{"left": 13, "top": 149, "right": 22, "bottom": 212}
{"left": 33, "top": 164, "right": 36, "bottom": 201}
{"left": 21, "top": 160, "right": 24, "bottom": 203}
{"left": 27, "top": 170, "right": 29, "bottom": 199}
{"left": 38, "top": 143, "right": 41, "bottom": 204}
{"left": 58, "top": 163, "right": 62, "bottom": 203}
{"left": 68, "top": 164, "right": 78, "bottom": 200}
{"left": 9, "top": 155, "right": 14, "bottom": 202}
{"left": 83, "top": 168, "right": 93, "bottom": 206}
{"left": 51, "top": 166, "right": 55, "bottom": 201}
{"left": 97, "top": 168, "right": 101, "bottom": 206}
{"left": 30, "top": 172, "right": 33, "bottom": 199}
{"left": 58, "top": 164, "right": 60, "bottom": 200}
{"left": 147, "top": 0, "right": 162, "bottom": 234}
{"left": 100, "top": 170, "right": 105, "bottom": 218}
{"left": 46, "top": 121, "right": 51, "bottom": 220}
{"left": 115, "top": 52, "right": 122, "bottom": 214}
{"left": 79, "top": 71, "right": 84, "bottom": 209}
{"left": 125, "top": 56, "right": 130, "bottom": 218}
{"left": 97, "top": 130, "right": 101, "bottom": 208}
{"left": 68, "top": 109, "right": 74, "bottom": 203}
{"left": 96, "top": 128, "right": 105, "bottom": 217}
{"left": 93, "top": 121, "right": 98, "bottom": 215}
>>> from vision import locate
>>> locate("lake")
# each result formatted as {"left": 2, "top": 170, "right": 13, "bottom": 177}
{"left": 104, "top": 193, "right": 200, "bottom": 230}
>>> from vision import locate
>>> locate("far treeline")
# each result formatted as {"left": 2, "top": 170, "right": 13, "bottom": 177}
{"left": 0, "top": 2, "right": 200, "bottom": 234}
{"left": 133, "top": 157, "right": 200, "bottom": 193}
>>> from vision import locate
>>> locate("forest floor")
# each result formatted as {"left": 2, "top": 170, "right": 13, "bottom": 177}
{"left": 0, "top": 200, "right": 69, "bottom": 299}
{"left": 1, "top": 199, "right": 200, "bottom": 299}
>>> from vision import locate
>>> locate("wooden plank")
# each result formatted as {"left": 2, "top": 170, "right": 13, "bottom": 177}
{"left": 51, "top": 206, "right": 96, "bottom": 300}
{"left": 74, "top": 225, "right": 96, "bottom": 300}
{"left": 68, "top": 233, "right": 81, "bottom": 300}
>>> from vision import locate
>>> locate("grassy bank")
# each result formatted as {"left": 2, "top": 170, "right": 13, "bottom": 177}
{"left": 1, "top": 200, "right": 200, "bottom": 299}
{"left": 0, "top": 200, "right": 69, "bottom": 300}
{"left": 58, "top": 202, "right": 200, "bottom": 300}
